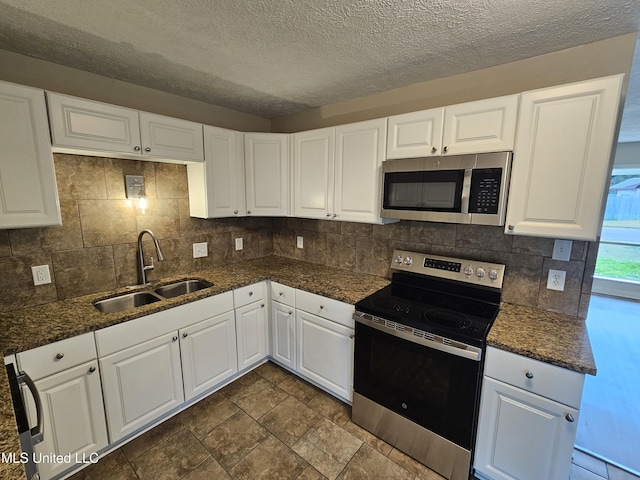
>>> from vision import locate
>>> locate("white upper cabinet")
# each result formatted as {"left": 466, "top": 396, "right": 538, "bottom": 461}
{"left": 293, "top": 127, "right": 335, "bottom": 219}
{"left": 139, "top": 112, "right": 204, "bottom": 162}
{"left": 293, "top": 119, "right": 393, "bottom": 224}
{"left": 47, "top": 92, "right": 204, "bottom": 163}
{"left": 187, "top": 125, "right": 246, "bottom": 218}
{"left": 386, "top": 95, "right": 519, "bottom": 158}
{"left": 335, "top": 118, "right": 391, "bottom": 223}
{"left": 505, "top": 75, "right": 623, "bottom": 240}
{"left": 0, "top": 81, "right": 61, "bottom": 229}
{"left": 244, "top": 133, "right": 290, "bottom": 216}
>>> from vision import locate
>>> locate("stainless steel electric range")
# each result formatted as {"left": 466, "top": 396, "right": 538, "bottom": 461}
{"left": 352, "top": 250, "right": 505, "bottom": 480}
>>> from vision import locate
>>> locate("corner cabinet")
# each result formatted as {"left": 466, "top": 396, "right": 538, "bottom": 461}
{"left": 474, "top": 347, "right": 585, "bottom": 480}
{"left": 386, "top": 95, "right": 519, "bottom": 158}
{"left": 187, "top": 125, "right": 246, "bottom": 218}
{"left": 244, "top": 133, "right": 290, "bottom": 216}
{"left": 0, "top": 81, "right": 61, "bottom": 229}
{"left": 47, "top": 92, "right": 204, "bottom": 163}
{"left": 505, "top": 75, "right": 623, "bottom": 240}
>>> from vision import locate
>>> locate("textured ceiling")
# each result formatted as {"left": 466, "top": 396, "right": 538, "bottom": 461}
{"left": 0, "top": 0, "right": 640, "bottom": 140}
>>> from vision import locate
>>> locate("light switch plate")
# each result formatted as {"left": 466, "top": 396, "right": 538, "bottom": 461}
{"left": 297, "top": 236, "right": 304, "bottom": 249}
{"left": 552, "top": 239, "right": 572, "bottom": 261}
{"left": 235, "top": 238, "right": 243, "bottom": 251}
{"left": 193, "top": 242, "right": 208, "bottom": 258}
{"left": 32, "top": 265, "right": 51, "bottom": 285}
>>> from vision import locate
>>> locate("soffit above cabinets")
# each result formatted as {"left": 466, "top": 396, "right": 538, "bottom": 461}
{"left": 0, "top": 0, "right": 639, "bottom": 138}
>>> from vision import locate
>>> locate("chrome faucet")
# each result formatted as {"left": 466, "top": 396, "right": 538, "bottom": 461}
{"left": 137, "top": 229, "right": 165, "bottom": 285}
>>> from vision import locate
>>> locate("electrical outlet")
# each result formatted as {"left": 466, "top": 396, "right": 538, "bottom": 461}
{"left": 547, "top": 269, "right": 566, "bottom": 291}
{"left": 31, "top": 265, "right": 51, "bottom": 286}
{"left": 552, "top": 239, "right": 572, "bottom": 261}
{"left": 235, "top": 238, "right": 243, "bottom": 251}
{"left": 297, "top": 236, "right": 304, "bottom": 249}
{"left": 192, "top": 242, "right": 208, "bottom": 258}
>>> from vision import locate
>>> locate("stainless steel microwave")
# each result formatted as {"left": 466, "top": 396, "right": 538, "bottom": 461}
{"left": 380, "top": 151, "right": 512, "bottom": 226}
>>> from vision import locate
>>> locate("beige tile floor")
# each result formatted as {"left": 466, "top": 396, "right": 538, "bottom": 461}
{"left": 69, "top": 361, "right": 639, "bottom": 480}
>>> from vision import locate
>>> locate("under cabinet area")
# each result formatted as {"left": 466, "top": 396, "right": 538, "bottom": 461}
{"left": 386, "top": 94, "right": 519, "bottom": 158}
{"left": 0, "top": 80, "right": 61, "bottom": 229}
{"left": 474, "top": 346, "right": 585, "bottom": 480}
{"left": 16, "top": 333, "right": 108, "bottom": 480}
{"left": 505, "top": 74, "right": 623, "bottom": 240}
{"left": 47, "top": 92, "right": 204, "bottom": 163}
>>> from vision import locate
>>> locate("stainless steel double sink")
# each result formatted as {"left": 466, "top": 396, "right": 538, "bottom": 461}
{"left": 93, "top": 279, "right": 212, "bottom": 314}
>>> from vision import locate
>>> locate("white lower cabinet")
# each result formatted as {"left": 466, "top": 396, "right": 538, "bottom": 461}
{"left": 271, "top": 301, "right": 296, "bottom": 370}
{"left": 474, "top": 347, "right": 585, "bottom": 480}
{"left": 234, "top": 282, "right": 269, "bottom": 370}
{"left": 180, "top": 311, "right": 238, "bottom": 401}
{"left": 99, "top": 331, "right": 184, "bottom": 443}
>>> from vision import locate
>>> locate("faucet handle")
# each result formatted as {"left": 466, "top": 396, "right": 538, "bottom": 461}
{"left": 143, "top": 256, "right": 155, "bottom": 272}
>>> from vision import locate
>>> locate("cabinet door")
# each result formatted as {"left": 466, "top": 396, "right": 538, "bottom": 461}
{"left": 505, "top": 75, "right": 623, "bottom": 240}
{"left": 334, "top": 118, "right": 387, "bottom": 224}
{"left": 271, "top": 302, "right": 296, "bottom": 370}
{"left": 296, "top": 310, "right": 353, "bottom": 402}
{"left": 235, "top": 300, "right": 268, "bottom": 370}
{"left": 293, "top": 127, "right": 335, "bottom": 219}
{"left": 24, "top": 361, "right": 108, "bottom": 480}
{"left": 244, "top": 133, "right": 290, "bottom": 216}
{"left": 47, "top": 92, "right": 141, "bottom": 155}
{"left": 474, "top": 377, "right": 579, "bottom": 480}
{"left": 0, "top": 82, "right": 61, "bottom": 229}
{"left": 442, "top": 95, "right": 519, "bottom": 155}
{"left": 386, "top": 108, "right": 444, "bottom": 158}
{"left": 139, "top": 112, "right": 204, "bottom": 162}
{"left": 187, "top": 126, "right": 245, "bottom": 218}
{"left": 99, "top": 332, "right": 184, "bottom": 442}
{"left": 180, "top": 311, "right": 238, "bottom": 401}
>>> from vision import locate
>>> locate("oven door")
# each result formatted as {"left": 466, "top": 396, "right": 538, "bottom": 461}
{"left": 353, "top": 320, "right": 482, "bottom": 450}
{"left": 380, "top": 156, "right": 475, "bottom": 223}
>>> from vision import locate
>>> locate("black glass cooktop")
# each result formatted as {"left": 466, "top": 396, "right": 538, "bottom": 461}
{"left": 355, "top": 272, "right": 501, "bottom": 347}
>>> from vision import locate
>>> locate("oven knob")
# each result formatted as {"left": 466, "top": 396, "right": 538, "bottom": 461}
{"left": 404, "top": 256, "right": 413, "bottom": 266}
{"left": 463, "top": 265, "right": 474, "bottom": 276}
{"left": 476, "top": 267, "right": 486, "bottom": 278}
{"left": 394, "top": 255, "right": 404, "bottom": 264}
{"left": 489, "top": 269, "right": 499, "bottom": 280}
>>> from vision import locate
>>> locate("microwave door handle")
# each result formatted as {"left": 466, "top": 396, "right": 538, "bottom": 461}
{"left": 18, "top": 372, "right": 44, "bottom": 445}
{"left": 461, "top": 169, "right": 473, "bottom": 214}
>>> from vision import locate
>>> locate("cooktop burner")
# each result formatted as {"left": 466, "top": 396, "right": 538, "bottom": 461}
{"left": 354, "top": 250, "right": 504, "bottom": 347}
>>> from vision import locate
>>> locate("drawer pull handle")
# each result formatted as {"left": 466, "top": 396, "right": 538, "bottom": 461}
{"left": 525, "top": 371, "right": 534, "bottom": 379}
{"left": 88, "top": 366, "right": 96, "bottom": 374}
{"left": 55, "top": 353, "right": 64, "bottom": 360}
{"left": 565, "top": 414, "right": 575, "bottom": 423}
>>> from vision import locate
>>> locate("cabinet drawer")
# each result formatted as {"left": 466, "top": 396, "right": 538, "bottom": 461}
{"left": 296, "top": 290, "right": 354, "bottom": 328}
{"left": 484, "top": 347, "right": 585, "bottom": 408}
{"left": 234, "top": 281, "right": 266, "bottom": 309}
{"left": 17, "top": 333, "right": 97, "bottom": 381}
{"left": 270, "top": 281, "right": 295, "bottom": 307}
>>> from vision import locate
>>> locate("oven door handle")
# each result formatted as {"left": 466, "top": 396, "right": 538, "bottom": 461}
{"left": 18, "top": 371, "right": 44, "bottom": 445}
{"left": 354, "top": 313, "right": 482, "bottom": 362}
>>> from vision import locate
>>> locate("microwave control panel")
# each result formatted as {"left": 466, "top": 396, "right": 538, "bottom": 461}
{"left": 469, "top": 168, "right": 502, "bottom": 214}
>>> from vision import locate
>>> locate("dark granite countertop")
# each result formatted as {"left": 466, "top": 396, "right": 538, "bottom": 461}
{"left": 0, "top": 255, "right": 596, "bottom": 480}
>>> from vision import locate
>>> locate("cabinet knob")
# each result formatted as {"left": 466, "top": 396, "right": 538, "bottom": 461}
{"left": 320, "top": 305, "right": 325, "bottom": 309}
{"left": 144, "top": 147, "right": 151, "bottom": 153}
{"left": 55, "top": 353, "right": 64, "bottom": 360}
{"left": 332, "top": 213, "right": 337, "bottom": 218}
{"left": 172, "top": 336, "right": 178, "bottom": 342}
{"left": 565, "top": 413, "right": 575, "bottom": 423}
{"left": 279, "top": 292, "right": 284, "bottom": 296}
{"left": 261, "top": 303, "right": 265, "bottom": 308}
{"left": 350, "top": 334, "right": 355, "bottom": 339}
{"left": 234, "top": 210, "right": 238, "bottom": 214}
{"left": 288, "top": 311, "right": 293, "bottom": 315}
{"left": 431, "top": 147, "right": 437, "bottom": 153}
{"left": 525, "top": 371, "right": 534, "bottom": 379}
{"left": 508, "top": 225, "right": 515, "bottom": 231}
{"left": 326, "top": 213, "right": 331, "bottom": 217}
{"left": 443, "top": 146, "right": 449, "bottom": 153}
{"left": 88, "top": 366, "right": 96, "bottom": 374}
{"left": 249, "top": 291, "right": 253, "bottom": 296}
{"left": 134, "top": 146, "right": 141, "bottom": 152}
{"left": 247, "top": 210, "right": 252, "bottom": 215}
{"left": 182, "top": 332, "right": 188, "bottom": 338}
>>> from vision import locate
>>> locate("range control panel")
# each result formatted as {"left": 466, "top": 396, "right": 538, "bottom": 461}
{"left": 390, "top": 250, "right": 505, "bottom": 289}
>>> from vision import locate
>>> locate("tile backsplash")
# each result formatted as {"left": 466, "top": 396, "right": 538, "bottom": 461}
{"left": 0, "top": 154, "right": 597, "bottom": 318}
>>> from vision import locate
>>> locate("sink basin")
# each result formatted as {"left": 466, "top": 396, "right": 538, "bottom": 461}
{"left": 153, "top": 279, "right": 212, "bottom": 299}
{"left": 93, "top": 291, "right": 163, "bottom": 313}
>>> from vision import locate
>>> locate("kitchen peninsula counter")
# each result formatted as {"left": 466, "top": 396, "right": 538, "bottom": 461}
{"left": 0, "top": 255, "right": 596, "bottom": 480}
